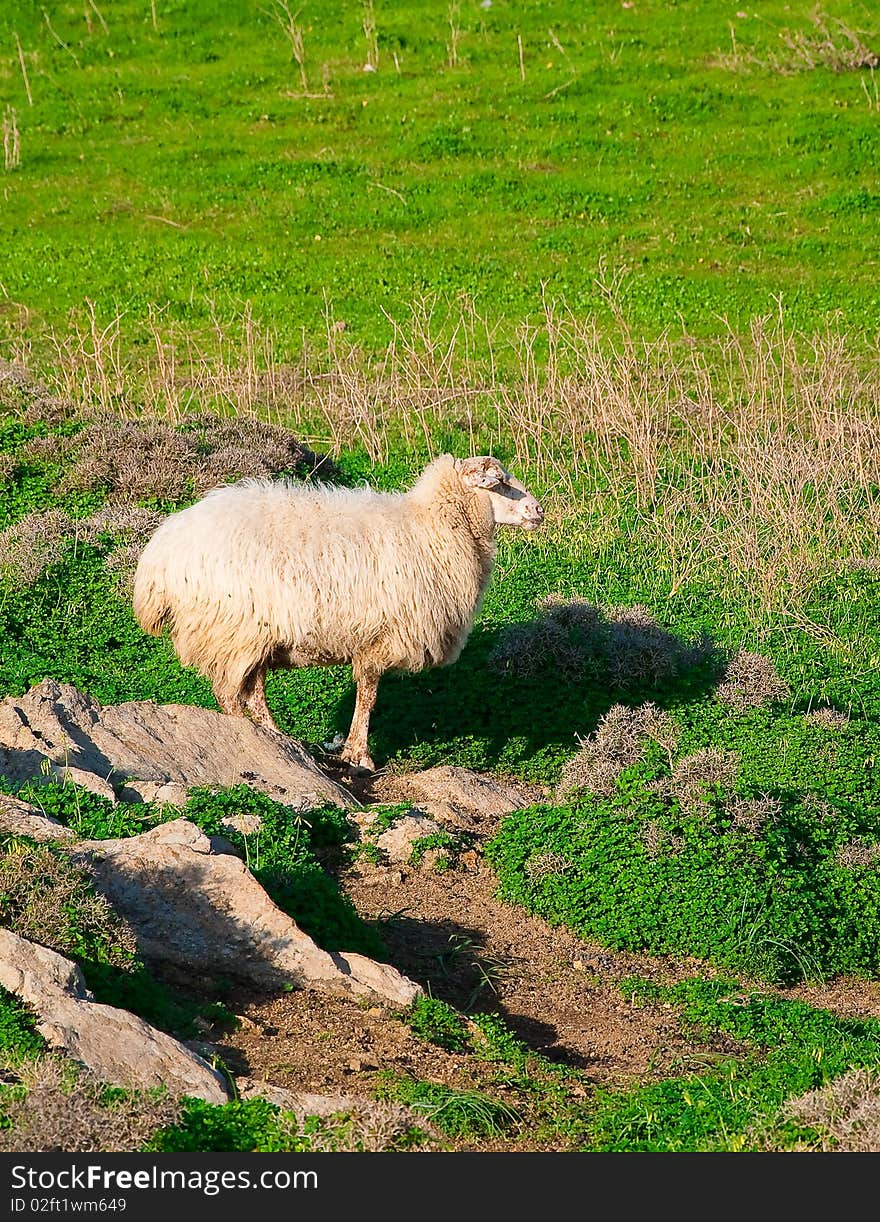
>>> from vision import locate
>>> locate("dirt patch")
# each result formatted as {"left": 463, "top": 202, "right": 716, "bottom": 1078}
{"left": 208, "top": 781, "right": 880, "bottom": 1150}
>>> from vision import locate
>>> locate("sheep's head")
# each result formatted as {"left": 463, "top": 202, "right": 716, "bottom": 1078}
{"left": 456, "top": 456, "right": 544, "bottom": 530}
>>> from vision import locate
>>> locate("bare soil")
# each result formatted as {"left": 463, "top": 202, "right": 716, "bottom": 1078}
{"left": 205, "top": 779, "right": 880, "bottom": 1150}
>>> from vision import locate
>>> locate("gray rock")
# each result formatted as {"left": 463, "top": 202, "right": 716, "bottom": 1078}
{"left": 0, "top": 794, "right": 75, "bottom": 843}
{"left": 0, "top": 679, "right": 353, "bottom": 810}
{"left": 0, "top": 928, "right": 228, "bottom": 1102}
{"left": 73, "top": 818, "right": 420, "bottom": 1007}
{"left": 236, "top": 1077, "right": 358, "bottom": 1116}
{"left": 374, "top": 765, "right": 532, "bottom": 830}
{"left": 375, "top": 812, "right": 443, "bottom": 864}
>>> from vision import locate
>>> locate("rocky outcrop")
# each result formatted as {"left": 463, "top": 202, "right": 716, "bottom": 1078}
{"left": 0, "top": 929, "right": 228, "bottom": 1102}
{"left": 374, "top": 765, "right": 535, "bottom": 830}
{"left": 73, "top": 819, "right": 420, "bottom": 1007}
{"left": 0, "top": 794, "right": 76, "bottom": 843}
{"left": 0, "top": 679, "right": 353, "bottom": 810}
{"left": 374, "top": 812, "right": 444, "bottom": 864}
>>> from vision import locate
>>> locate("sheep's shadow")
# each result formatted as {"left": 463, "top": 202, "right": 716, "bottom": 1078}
{"left": 356, "top": 910, "right": 592, "bottom": 1069}
{"left": 323, "top": 601, "right": 726, "bottom": 773}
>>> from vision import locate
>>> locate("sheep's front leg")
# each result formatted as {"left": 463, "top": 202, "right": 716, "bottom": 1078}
{"left": 214, "top": 681, "right": 246, "bottom": 718}
{"left": 341, "top": 665, "right": 379, "bottom": 773}
{"left": 242, "top": 666, "right": 282, "bottom": 734}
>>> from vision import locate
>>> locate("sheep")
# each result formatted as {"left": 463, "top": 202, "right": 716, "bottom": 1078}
{"left": 132, "top": 454, "right": 544, "bottom": 771}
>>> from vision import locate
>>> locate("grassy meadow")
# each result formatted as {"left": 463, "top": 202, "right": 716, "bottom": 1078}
{"left": 2, "top": 0, "right": 880, "bottom": 1152}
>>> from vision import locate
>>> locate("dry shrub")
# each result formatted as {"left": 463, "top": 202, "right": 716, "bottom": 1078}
{"left": 782, "top": 1068, "right": 880, "bottom": 1152}
{"left": 558, "top": 702, "right": 677, "bottom": 797}
{"left": 728, "top": 795, "right": 782, "bottom": 836}
{"left": 640, "top": 820, "right": 664, "bottom": 859}
{"left": 56, "top": 414, "right": 336, "bottom": 503}
{"left": 0, "top": 360, "right": 73, "bottom": 427}
{"left": 606, "top": 604, "right": 713, "bottom": 686}
{"left": 0, "top": 504, "right": 166, "bottom": 593}
{"left": 184, "top": 414, "right": 338, "bottom": 493}
{"left": 804, "top": 706, "right": 850, "bottom": 729}
{"left": 83, "top": 505, "right": 166, "bottom": 593}
{"left": 834, "top": 838, "right": 880, "bottom": 870}
{"left": 18, "top": 434, "right": 66, "bottom": 465}
{"left": 0, "top": 508, "right": 74, "bottom": 585}
{"left": 271, "top": 1100, "right": 428, "bottom": 1152}
{"left": 58, "top": 419, "right": 200, "bottom": 501}
{"left": 0, "top": 1056, "right": 180, "bottom": 1153}
{"left": 524, "top": 851, "right": 572, "bottom": 879}
{"left": 779, "top": 12, "right": 879, "bottom": 72}
{"left": 490, "top": 597, "right": 714, "bottom": 688}
{"left": 0, "top": 841, "right": 136, "bottom": 966}
{"left": 0, "top": 452, "right": 14, "bottom": 483}
{"left": 84, "top": 504, "right": 165, "bottom": 543}
{"left": 488, "top": 597, "right": 604, "bottom": 682}
{"left": 716, "top": 649, "right": 791, "bottom": 711}
{"left": 652, "top": 748, "right": 741, "bottom": 816}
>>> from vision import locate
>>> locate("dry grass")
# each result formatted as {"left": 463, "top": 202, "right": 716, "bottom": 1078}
{"left": 804, "top": 705, "right": 850, "bottom": 729}
{"left": 716, "top": 649, "right": 791, "bottom": 712}
{"left": 781, "top": 1068, "right": 880, "bottom": 1151}
{"left": 6, "top": 294, "right": 880, "bottom": 620}
{"left": 717, "top": 10, "right": 880, "bottom": 75}
{"left": 3, "top": 106, "right": 20, "bottom": 171}
{"left": 558, "top": 702, "right": 677, "bottom": 798}
{"left": 0, "top": 841, "right": 136, "bottom": 966}
{"left": 490, "top": 597, "right": 716, "bottom": 687}
{"left": 0, "top": 1056, "right": 180, "bottom": 1153}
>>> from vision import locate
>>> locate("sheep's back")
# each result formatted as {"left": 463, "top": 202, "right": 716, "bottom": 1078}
{"left": 144, "top": 479, "right": 488, "bottom": 672}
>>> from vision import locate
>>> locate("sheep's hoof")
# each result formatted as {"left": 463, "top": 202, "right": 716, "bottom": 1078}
{"left": 340, "top": 747, "right": 376, "bottom": 775}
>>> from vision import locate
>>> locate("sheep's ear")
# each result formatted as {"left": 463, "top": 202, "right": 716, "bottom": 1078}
{"left": 458, "top": 457, "right": 505, "bottom": 490}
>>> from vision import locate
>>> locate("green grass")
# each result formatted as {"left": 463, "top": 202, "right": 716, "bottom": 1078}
{"left": 1, "top": 0, "right": 879, "bottom": 363}
{"left": 587, "top": 977, "right": 880, "bottom": 1151}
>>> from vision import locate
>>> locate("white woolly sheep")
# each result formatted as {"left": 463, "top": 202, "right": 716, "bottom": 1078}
{"left": 132, "top": 455, "right": 544, "bottom": 771}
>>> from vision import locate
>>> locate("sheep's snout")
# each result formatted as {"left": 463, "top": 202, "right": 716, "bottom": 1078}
{"left": 521, "top": 499, "right": 545, "bottom": 530}
{"left": 485, "top": 473, "right": 545, "bottom": 530}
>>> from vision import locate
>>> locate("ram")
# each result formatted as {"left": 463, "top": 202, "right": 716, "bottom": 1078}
{"left": 133, "top": 455, "right": 544, "bottom": 770}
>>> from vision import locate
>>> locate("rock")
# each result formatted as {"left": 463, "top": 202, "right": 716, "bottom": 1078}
{"left": 119, "top": 781, "right": 189, "bottom": 807}
{"left": 47, "top": 765, "right": 117, "bottom": 803}
{"left": 0, "top": 679, "right": 353, "bottom": 810}
{"left": 0, "top": 928, "right": 228, "bottom": 1102}
{"left": 375, "top": 812, "right": 443, "bottom": 865}
{"left": 236, "top": 1078, "right": 358, "bottom": 1116}
{"left": 73, "top": 818, "right": 420, "bottom": 1007}
{"left": 374, "top": 765, "right": 533, "bottom": 830}
{"left": 0, "top": 794, "right": 75, "bottom": 843}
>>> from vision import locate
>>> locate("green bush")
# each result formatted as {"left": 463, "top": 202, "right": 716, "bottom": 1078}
{"left": 0, "top": 989, "right": 46, "bottom": 1059}
{"left": 487, "top": 717, "right": 880, "bottom": 983}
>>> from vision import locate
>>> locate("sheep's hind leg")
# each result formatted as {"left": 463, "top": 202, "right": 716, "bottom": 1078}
{"left": 242, "top": 666, "right": 282, "bottom": 734}
{"left": 341, "top": 665, "right": 379, "bottom": 773}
